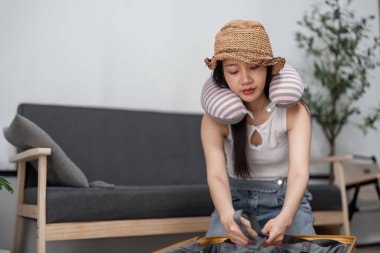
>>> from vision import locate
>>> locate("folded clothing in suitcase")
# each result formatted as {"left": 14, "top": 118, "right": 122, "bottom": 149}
{"left": 153, "top": 210, "right": 356, "bottom": 253}
{"left": 153, "top": 234, "right": 356, "bottom": 253}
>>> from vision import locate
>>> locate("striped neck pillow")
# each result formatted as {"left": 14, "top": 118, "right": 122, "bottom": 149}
{"left": 201, "top": 64, "right": 305, "bottom": 125}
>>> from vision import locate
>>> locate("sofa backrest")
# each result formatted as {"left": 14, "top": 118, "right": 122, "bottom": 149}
{"left": 18, "top": 103, "right": 207, "bottom": 186}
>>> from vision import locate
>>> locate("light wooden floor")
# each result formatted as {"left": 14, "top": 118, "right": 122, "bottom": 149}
{"left": 314, "top": 176, "right": 380, "bottom": 252}
{"left": 357, "top": 245, "right": 380, "bottom": 253}
{"left": 348, "top": 181, "right": 380, "bottom": 252}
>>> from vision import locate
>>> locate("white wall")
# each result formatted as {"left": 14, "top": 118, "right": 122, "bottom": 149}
{"left": 1, "top": 0, "right": 379, "bottom": 168}
{"left": 0, "top": 0, "right": 379, "bottom": 251}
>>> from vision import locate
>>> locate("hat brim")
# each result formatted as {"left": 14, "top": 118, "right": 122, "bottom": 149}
{"left": 205, "top": 53, "right": 285, "bottom": 75}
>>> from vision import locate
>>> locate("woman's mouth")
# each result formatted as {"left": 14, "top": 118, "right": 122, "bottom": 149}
{"left": 242, "top": 88, "right": 255, "bottom": 95}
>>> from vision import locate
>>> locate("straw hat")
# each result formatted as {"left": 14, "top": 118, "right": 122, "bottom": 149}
{"left": 205, "top": 20, "right": 285, "bottom": 75}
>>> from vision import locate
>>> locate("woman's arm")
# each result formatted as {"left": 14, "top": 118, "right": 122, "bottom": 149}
{"left": 201, "top": 114, "right": 256, "bottom": 245}
{"left": 201, "top": 114, "right": 233, "bottom": 220}
{"left": 262, "top": 102, "right": 312, "bottom": 246}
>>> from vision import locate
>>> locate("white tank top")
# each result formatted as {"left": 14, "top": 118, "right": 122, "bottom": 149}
{"left": 224, "top": 107, "right": 288, "bottom": 180}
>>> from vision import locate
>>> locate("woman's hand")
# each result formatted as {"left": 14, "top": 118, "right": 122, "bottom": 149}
{"left": 222, "top": 216, "right": 258, "bottom": 246}
{"left": 261, "top": 215, "right": 290, "bottom": 247}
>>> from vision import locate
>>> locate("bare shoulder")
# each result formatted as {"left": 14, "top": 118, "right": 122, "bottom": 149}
{"left": 286, "top": 101, "right": 311, "bottom": 131}
{"left": 201, "top": 113, "right": 229, "bottom": 138}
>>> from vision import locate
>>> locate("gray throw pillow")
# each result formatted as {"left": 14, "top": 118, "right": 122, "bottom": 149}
{"left": 3, "top": 114, "right": 89, "bottom": 187}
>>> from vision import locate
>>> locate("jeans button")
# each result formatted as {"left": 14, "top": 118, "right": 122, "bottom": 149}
{"left": 277, "top": 179, "right": 283, "bottom": 185}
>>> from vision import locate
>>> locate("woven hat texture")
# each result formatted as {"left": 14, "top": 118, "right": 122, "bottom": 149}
{"left": 205, "top": 20, "right": 285, "bottom": 75}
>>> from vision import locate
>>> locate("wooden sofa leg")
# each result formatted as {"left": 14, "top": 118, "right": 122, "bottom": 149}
{"left": 342, "top": 213, "right": 350, "bottom": 235}
{"left": 37, "top": 227, "right": 46, "bottom": 253}
{"left": 37, "top": 156, "right": 48, "bottom": 253}
{"left": 12, "top": 214, "right": 23, "bottom": 253}
{"left": 12, "top": 162, "right": 26, "bottom": 253}
{"left": 334, "top": 161, "right": 351, "bottom": 235}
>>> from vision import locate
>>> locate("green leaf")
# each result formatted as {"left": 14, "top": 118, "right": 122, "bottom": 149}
{"left": 0, "top": 177, "right": 13, "bottom": 194}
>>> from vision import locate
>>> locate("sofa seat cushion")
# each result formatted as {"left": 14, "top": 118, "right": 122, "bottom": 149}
{"left": 308, "top": 184, "right": 342, "bottom": 211}
{"left": 24, "top": 184, "right": 214, "bottom": 223}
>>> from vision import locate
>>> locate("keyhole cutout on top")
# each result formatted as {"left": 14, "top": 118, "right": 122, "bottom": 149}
{"left": 250, "top": 130, "right": 262, "bottom": 147}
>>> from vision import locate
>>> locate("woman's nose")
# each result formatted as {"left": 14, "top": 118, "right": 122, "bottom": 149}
{"left": 240, "top": 69, "right": 253, "bottom": 85}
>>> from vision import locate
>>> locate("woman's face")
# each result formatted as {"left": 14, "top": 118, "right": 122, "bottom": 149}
{"left": 223, "top": 60, "right": 267, "bottom": 103}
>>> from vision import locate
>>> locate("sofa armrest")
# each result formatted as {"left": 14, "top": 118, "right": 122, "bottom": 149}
{"left": 310, "top": 154, "right": 353, "bottom": 164}
{"left": 9, "top": 148, "right": 51, "bottom": 252}
{"left": 9, "top": 148, "right": 50, "bottom": 228}
{"left": 310, "top": 154, "right": 353, "bottom": 235}
{"left": 9, "top": 148, "right": 51, "bottom": 163}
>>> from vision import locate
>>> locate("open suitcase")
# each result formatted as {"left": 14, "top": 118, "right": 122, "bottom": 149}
{"left": 153, "top": 234, "right": 356, "bottom": 253}
{"left": 153, "top": 210, "right": 356, "bottom": 253}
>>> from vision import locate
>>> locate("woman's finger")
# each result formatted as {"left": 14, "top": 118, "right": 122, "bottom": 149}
{"left": 240, "top": 217, "right": 258, "bottom": 237}
{"left": 229, "top": 230, "right": 249, "bottom": 246}
{"left": 261, "top": 220, "right": 271, "bottom": 234}
{"left": 229, "top": 223, "right": 251, "bottom": 246}
{"left": 230, "top": 236, "right": 250, "bottom": 246}
{"left": 263, "top": 229, "right": 278, "bottom": 246}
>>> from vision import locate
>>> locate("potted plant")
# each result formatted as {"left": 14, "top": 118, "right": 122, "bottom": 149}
{"left": 295, "top": 0, "right": 380, "bottom": 155}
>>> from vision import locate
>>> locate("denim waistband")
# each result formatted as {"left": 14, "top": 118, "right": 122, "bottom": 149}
{"left": 229, "top": 177, "right": 287, "bottom": 191}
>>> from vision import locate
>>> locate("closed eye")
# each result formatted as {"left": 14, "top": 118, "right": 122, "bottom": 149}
{"left": 249, "top": 66, "right": 259, "bottom": 70}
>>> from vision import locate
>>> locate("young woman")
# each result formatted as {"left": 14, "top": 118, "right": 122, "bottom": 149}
{"left": 201, "top": 20, "right": 315, "bottom": 247}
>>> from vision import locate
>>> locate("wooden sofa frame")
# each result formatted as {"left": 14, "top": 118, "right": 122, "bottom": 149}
{"left": 11, "top": 148, "right": 351, "bottom": 253}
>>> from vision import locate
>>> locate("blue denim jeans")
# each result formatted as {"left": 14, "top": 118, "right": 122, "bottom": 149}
{"left": 206, "top": 177, "right": 315, "bottom": 236}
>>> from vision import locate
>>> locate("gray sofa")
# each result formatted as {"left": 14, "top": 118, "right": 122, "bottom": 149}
{"left": 4, "top": 103, "right": 351, "bottom": 253}
{"left": 17, "top": 103, "right": 213, "bottom": 222}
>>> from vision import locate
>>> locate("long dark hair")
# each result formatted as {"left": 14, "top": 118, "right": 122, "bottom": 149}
{"left": 212, "top": 61, "right": 273, "bottom": 178}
